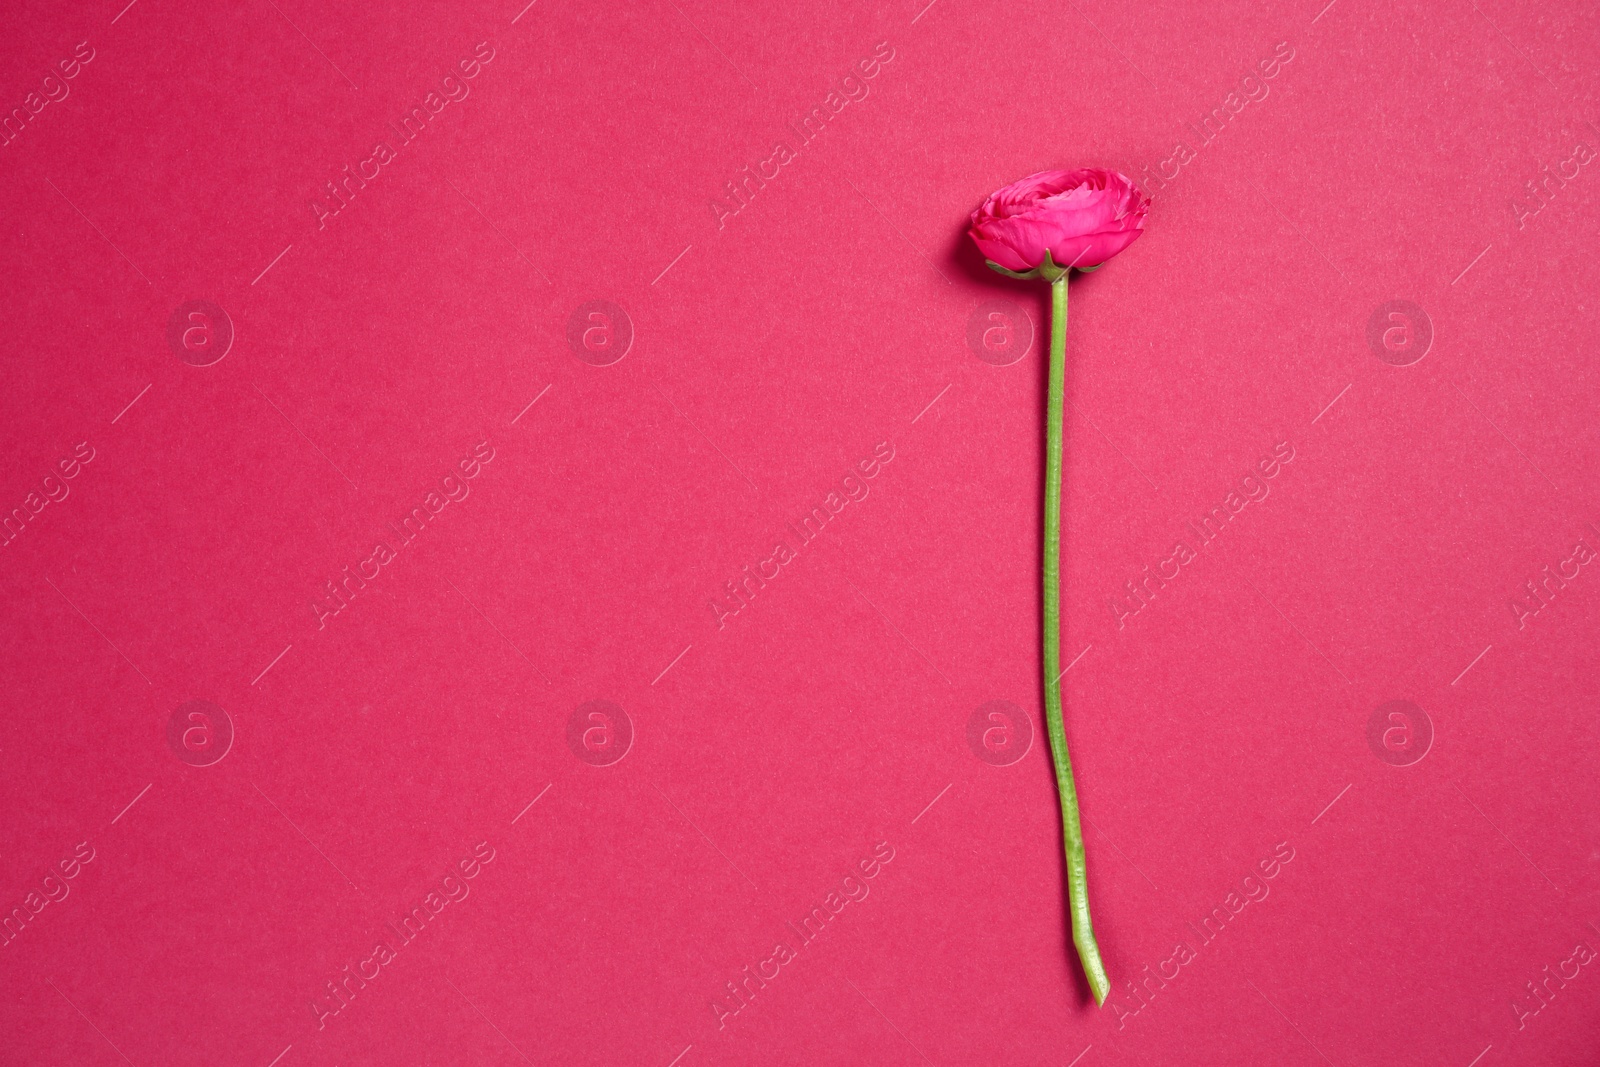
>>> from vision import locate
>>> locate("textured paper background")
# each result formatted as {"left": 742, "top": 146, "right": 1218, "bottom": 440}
{"left": 2, "top": 1, "right": 1598, "bottom": 1064}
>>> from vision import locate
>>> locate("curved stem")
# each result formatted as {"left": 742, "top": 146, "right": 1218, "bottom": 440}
{"left": 1043, "top": 272, "right": 1110, "bottom": 1005}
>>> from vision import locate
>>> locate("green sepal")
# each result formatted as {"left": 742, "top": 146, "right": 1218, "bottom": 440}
{"left": 1037, "top": 249, "right": 1069, "bottom": 283}
{"left": 986, "top": 251, "right": 1100, "bottom": 282}
{"left": 986, "top": 260, "right": 1040, "bottom": 280}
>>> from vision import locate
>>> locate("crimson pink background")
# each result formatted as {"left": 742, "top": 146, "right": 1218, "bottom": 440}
{"left": 3, "top": 1, "right": 1599, "bottom": 1065}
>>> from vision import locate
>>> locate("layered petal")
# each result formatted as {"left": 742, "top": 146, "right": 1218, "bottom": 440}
{"left": 969, "top": 169, "right": 1149, "bottom": 271}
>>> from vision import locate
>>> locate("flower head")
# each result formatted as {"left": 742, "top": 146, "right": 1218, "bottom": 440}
{"left": 969, "top": 168, "right": 1149, "bottom": 275}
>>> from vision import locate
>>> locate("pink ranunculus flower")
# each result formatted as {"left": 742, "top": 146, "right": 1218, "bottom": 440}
{"left": 965, "top": 166, "right": 1152, "bottom": 1008}
{"left": 968, "top": 168, "right": 1149, "bottom": 274}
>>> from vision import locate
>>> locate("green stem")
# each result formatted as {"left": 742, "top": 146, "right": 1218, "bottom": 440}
{"left": 1043, "top": 272, "right": 1110, "bottom": 1006}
